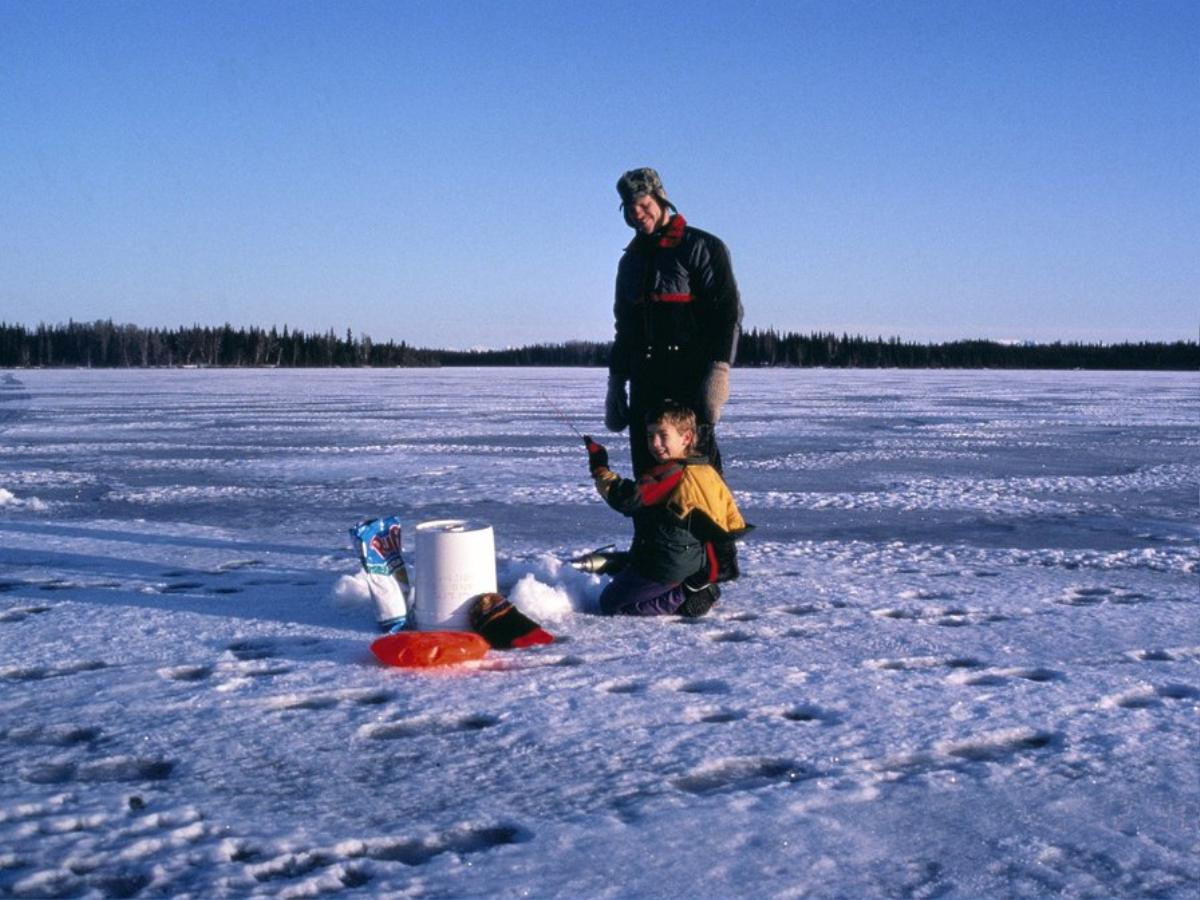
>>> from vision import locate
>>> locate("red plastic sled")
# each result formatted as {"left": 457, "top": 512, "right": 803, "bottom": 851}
{"left": 370, "top": 631, "right": 490, "bottom": 668}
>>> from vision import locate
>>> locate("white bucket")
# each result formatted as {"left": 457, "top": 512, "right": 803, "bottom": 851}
{"left": 413, "top": 519, "right": 497, "bottom": 631}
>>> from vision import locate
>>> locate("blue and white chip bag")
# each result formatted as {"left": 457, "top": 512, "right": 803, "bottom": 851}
{"left": 351, "top": 516, "right": 412, "bottom": 632}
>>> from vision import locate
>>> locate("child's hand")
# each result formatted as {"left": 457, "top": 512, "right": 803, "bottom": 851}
{"left": 583, "top": 435, "right": 608, "bottom": 473}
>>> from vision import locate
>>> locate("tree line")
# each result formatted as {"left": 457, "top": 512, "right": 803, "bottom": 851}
{"left": 0, "top": 321, "right": 438, "bottom": 368}
{"left": 0, "top": 320, "right": 1195, "bottom": 370}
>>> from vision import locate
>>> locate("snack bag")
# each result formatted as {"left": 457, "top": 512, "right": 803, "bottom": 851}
{"left": 350, "top": 516, "right": 413, "bottom": 633}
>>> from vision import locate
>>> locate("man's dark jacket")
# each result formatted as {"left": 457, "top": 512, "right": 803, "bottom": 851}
{"left": 610, "top": 214, "right": 742, "bottom": 414}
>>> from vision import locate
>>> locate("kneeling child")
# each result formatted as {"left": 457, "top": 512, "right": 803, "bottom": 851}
{"left": 584, "top": 401, "right": 749, "bottom": 617}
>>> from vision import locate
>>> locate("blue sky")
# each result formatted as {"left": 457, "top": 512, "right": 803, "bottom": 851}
{"left": 1, "top": 0, "right": 1196, "bottom": 348}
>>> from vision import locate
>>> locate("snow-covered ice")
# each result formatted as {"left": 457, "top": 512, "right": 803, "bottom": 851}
{"left": 0, "top": 367, "right": 1196, "bottom": 898}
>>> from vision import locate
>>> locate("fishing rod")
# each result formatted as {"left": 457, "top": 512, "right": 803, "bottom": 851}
{"left": 539, "top": 391, "right": 588, "bottom": 441}
{"left": 536, "top": 393, "right": 629, "bottom": 574}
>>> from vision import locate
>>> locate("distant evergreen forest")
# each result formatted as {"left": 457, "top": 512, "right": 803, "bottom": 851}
{"left": 0, "top": 320, "right": 1196, "bottom": 370}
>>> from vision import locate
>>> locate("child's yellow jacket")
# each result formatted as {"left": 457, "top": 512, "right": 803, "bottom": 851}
{"left": 594, "top": 456, "right": 749, "bottom": 583}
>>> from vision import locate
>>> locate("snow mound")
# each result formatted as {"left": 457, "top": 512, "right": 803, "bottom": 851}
{"left": 501, "top": 553, "right": 604, "bottom": 619}
{"left": 0, "top": 487, "right": 47, "bottom": 511}
{"left": 331, "top": 573, "right": 373, "bottom": 611}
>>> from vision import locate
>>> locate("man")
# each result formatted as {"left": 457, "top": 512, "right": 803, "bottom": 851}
{"left": 606, "top": 167, "right": 743, "bottom": 476}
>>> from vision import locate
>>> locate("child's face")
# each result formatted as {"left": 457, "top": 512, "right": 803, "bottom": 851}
{"left": 646, "top": 420, "right": 694, "bottom": 463}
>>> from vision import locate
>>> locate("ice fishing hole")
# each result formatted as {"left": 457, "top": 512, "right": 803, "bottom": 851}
{"left": 160, "top": 582, "right": 206, "bottom": 593}
{"left": 673, "top": 758, "right": 812, "bottom": 796}
{"left": 227, "top": 640, "right": 278, "bottom": 660}
{"left": 340, "top": 867, "right": 371, "bottom": 888}
{"left": 782, "top": 706, "right": 830, "bottom": 724}
{"left": 945, "top": 658, "right": 985, "bottom": 669}
{"left": 1158, "top": 684, "right": 1200, "bottom": 700}
{"left": 457, "top": 714, "right": 501, "bottom": 731}
{"left": 700, "top": 709, "right": 747, "bottom": 724}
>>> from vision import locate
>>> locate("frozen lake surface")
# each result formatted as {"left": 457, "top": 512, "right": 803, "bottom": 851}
{"left": 0, "top": 367, "right": 1197, "bottom": 898}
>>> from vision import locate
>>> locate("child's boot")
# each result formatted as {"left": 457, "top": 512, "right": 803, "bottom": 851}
{"left": 678, "top": 576, "right": 720, "bottom": 618}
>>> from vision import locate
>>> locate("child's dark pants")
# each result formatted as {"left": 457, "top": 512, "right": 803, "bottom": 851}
{"left": 598, "top": 568, "right": 686, "bottom": 616}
